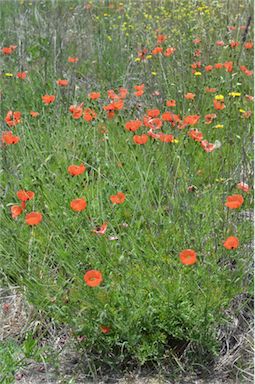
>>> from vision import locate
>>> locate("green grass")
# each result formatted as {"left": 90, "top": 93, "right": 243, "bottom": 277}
{"left": 0, "top": 0, "right": 253, "bottom": 379}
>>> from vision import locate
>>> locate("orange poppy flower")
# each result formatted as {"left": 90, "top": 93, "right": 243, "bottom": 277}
{"left": 2, "top": 46, "right": 16, "bottom": 55}
{"left": 166, "top": 99, "right": 176, "bottom": 107}
{"left": 1, "top": 131, "right": 20, "bottom": 145}
{"left": 92, "top": 223, "right": 108, "bottom": 235}
{"left": 56, "top": 79, "right": 69, "bottom": 86}
{"left": 244, "top": 41, "right": 253, "bottom": 49}
{"left": 17, "top": 72, "right": 27, "bottom": 79}
{"left": 164, "top": 47, "right": 176, "bottom": 57}
{"left": 213, "top": 99, "right": 225, "bottom": 110}
{"left": 68, "top": 57, "right": 78, "bottom": 63}
{"left": 125, "top": 120, "right": 142, "bottom": 132}
{"left": 110, "top": 192, "right": 126, "bottom": 204}
{"left": 215, "top": 40, "right": 225, "bottom": 46}
{"left": 148, "top": 129, "right": 162, "bottom": 139}
{"left": 17, "top": 190, "right": 35, "bottom": 202}
{"left": 205, "top": 65, "right": 213, "bottom": 72}
{"left": 143, "top": 116, "right": 162, "bottom": 130}
{"left": 223, "top": 236, "right": 239, "bottom": 250}
{"left": 236, "top": 182, "right": 249, "bottom": 193}
{"left": 134, "top": 84, "right": 144, "bottom": 91}
{"left": 133, "top": 134, "right": 148, "bottom": 145}
{"left": 194, "top": 49, "right": 201, "bottom": 57}
{"left": 188, "top": 129, "right": 203, "bottom": 142}
{"left": 152, "top": 46, "right": 163, "bottom": 55}
{"left": 25, "top": 212, "right": 43, "bottom": 225}
{"left": 100, "top": 325, "right": 110, "bottom": 334}
{"left": 147, "top": 109, "right": 160, "bottom": 118}
{"left": 70, "top": 198, "right": 87, "bottom": 211}
{"left": 179, "top": 249, "right": 197, "bottom": 265}
{"left": 88, "top": 92, "right": 101, "bottom": 100}
{"left": 67, "top": 164, "right": 86, "bottom": 176}
{"left": 42, "top": 95, "right": 55, "bottom": 105}
{"left": 5, "top": 111, "right": 21, "bottom": 127}
{"left": 225, "top": 194, "right": 244, "bottom": 209}
{"left": 159, "top": 134, "right": 174, "bottom": 143}
{"left": 191, "top": 61, "right": 201, "bottom": 69}
{"left": 184, "top": 92, "right": 195, "bottom": 100}
{"left": 30, "top": 111, "right": 39, "bottom": 118}
{"left": 11, "top": 205, "right": 23, "bottom": 219}
{"left": 240, "top": 65, "right": 253, "bottom": 76}
{"left": 83, "top": 270, "right": 103, "bottom": 287}
{"left": 200, "top": 140, "right": 216, "bottom": 153}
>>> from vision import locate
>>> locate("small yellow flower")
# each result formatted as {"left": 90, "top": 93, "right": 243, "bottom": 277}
{"left": 107, "top": 36, "right": 112, "bottom": 41}
{"left": 194, "top": 71, "right": 202, "bottom": 76}
{"left": 239, "top": 109, "right": 246, "bottom": 113}
{"left": 228, "top": 92, "right": 241, "bottom": 97}
{"left": 151, "top": 71, "right": 157, "bottom": 76}
{"left": 5, "top": 73, "right": 13, "bottom": 77}
{"left": 134, "top": 57, "right": 141, "bottom": 62}
{"left": 214, "top": 124, "right": 224, "bottom": 129}
{"left": 173, "top": 139, "right": 179, "bottom": 143}
{"left": 215, "top": 94, "right": 224, "bottom": 101}
{"left": 146, "top": 55, "right": 152, "bottom": 59}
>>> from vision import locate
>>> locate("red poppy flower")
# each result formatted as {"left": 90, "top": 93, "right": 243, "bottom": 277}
{"left": 188, "top": 129, "right": 203, "bottom": 142}
{"left": 134, "top": 84, "right": 144, "bottom": 97}
{"left": 88, "top": 92, "right": 100, "bottom": 100}
{"left": 216, "top": 40, "right": 225, "bottom": 46}
{"left": 100, "top": 325, "right": 110, "bottom": 334}
{"left": 125, "top": 120, "right": 142, "bottom": 132}
{"left": 147, "top": 129, "right": 162, "bottom": 139}
{"left": 118, "top": 87, "right": 128, "bottom": 99}
{"left": 133, "top": 134, "right": 148, "bottom": 145}
{"left": 225, "top": 194, "right": 244, "bottom": 209}
{"left": 191, "top": 61, "right": 201, "bottom": 69}
{"left": 2, "top": 46, "right": 16, "bottom": 55}
{"left": 236, "top": 182, "right": 249, "bottom": 193}
{"left": 179, "top": 249, "right": 197, "bottom": 265}
{"left": 205, "top": 65, "right": 213, "bottom": 72}
{"left": 92, "top": 223, "right": 108, "bottom": 235}
{"left": 1, "top": 131, "right": 20, "bottom": 145}
{"left": 70, "top": 198, "right": 87, "bottom": 211}
{"left": 83, "top": 108, "right": 97, "bottom": 122}
{"left": 183, "top": 115, "right": 200, "bottom": 126}
{"left": 164, "top": 47, "right": 176, "bottom": 57}
{"left": 205, "top": 113, "right": 217, "bottom": 124}
{"left": 157, "top": 34, "right": 167, "bottom": 44}
{"left": 56, "top": 79, "right": 69, "bottom": 86}
{"left": 201, "top": 140, "right": 216, "bottom": 153}
{"left": 224, "top": 61, "right": 233, "bottom": 73}
{"left": 213, "top": 100, "right": 225, "bottom": 110}
{"left": 194, "top": 49, "right": 201, "bottom": 57}
{"left": 11, "top": 205, "right": 23, "bottom": 219}
{"left": 230, "top": 41, "right": 239, "bottom": 48}
{"left": 244, "top": 41, "right": 253, "bottom": 49}
{"left": 240, "top": 65, "right": 253, "bottom": 76}
{"left": 67, "top": 164, "right": 86, "bottom": 176}
{"left": 214, "top": 63, "right": 223, "bottom": 69}
{"left": 223, "top": 236, "right": 239, "bottom": 250}
{"left": 17, "top": 72, "right": 27, "bottom": 79}
{"left": 205, "top": 87, "right": 217, "bottom": 93}
{"left": 17, "top": 190, "right": 35, "bottom": 201}
{"left": 166, "top": 99, "right": 176, "bottom": 107}
{"left": 184, "top": 93, "right": 195, "bottom": 100}
{"left": 25, "top": 212, "right": 43, "bottom": 225}
{"left": 152, "top": 46, "right": 163, "bottom": 55}
{"left": 143, "top": 116, "right": 162, "bottom": 130}
{"left": 110, "top": 192, "right": 126, "bottom": 204}
{"left": 30, "top": 111, "right": 39, "bottom": 118}
{"left": 193, "top": 38, "right": 201, "bottom": 44}
{"left": 68, "top": 57, "right": 78, "bottom": 63}
{"left": 5, "top": 111, "right": 21, "bottom": 127}
{"left": 84, "top": 270, "right": 103, "bottom": 287}
{"left": 69, "top": 104, "right": 83, "bottom": 119}
{"left": 42, "top": 95, "right": 55, "bottom": 105}
{"left": 159, "top": 134, "right": 174, "bottom": 143}
{"left": 147, "top": 109, "right": 160, "bottom": 118}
